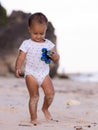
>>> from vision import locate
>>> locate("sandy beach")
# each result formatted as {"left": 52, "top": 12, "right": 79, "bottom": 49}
{"left": 0, "top": 76, "right": 98, "bottom": 130}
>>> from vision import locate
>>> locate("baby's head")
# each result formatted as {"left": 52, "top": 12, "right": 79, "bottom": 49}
{"left": 28, "top": 12, "right": 48, "bottom": 42}
{"left": 28, "top": 12, "right": 48, "bottom": 27}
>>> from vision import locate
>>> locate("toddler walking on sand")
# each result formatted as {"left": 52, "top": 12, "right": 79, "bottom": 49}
{"left": 15, "top": 12, "right": 59, "bottom": 125}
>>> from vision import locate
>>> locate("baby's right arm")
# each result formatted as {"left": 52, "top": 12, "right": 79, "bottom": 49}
{"left": 15, "top": 50, "right": 26, "bottom": 78}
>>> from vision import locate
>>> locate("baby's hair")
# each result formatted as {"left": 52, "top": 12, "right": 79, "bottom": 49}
{"left": 28, "top": 12, "right": 48, "bottom": 27}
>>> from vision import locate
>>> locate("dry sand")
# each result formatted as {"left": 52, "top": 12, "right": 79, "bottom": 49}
{"left": 0, "top": 76, "right": 98, "bottom": 130}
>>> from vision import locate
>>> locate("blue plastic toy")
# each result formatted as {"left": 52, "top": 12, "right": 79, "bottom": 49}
{"left": 41, "top": 48, "right": 52, "bottom": 64}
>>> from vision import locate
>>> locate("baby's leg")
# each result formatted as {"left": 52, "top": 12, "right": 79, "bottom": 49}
{"left": 25, "top": 75, "right": 40, "bottom": 125}
{"left": 41, "top": 75, "right": 55, "bottom": 120}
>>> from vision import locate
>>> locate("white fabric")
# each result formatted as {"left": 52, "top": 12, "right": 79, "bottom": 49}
{"left": 19, "top": 39, "right": 55, "bottom": 85}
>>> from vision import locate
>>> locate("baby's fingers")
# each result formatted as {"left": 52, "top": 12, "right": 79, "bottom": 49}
{"left": 15, "top": 69, "right": 21, "bottom": 78}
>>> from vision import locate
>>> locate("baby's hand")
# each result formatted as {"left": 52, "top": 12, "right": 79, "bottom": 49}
{"left": 48, "top": 50, "right": 59, "bottom": 62}
{"left": 15, "top": 68, "right": 21, "bottom": 78}
{"left": 47, "top": 50, "right": 55, "bottom": 58}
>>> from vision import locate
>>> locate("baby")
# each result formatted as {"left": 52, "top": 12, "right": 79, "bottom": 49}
{"left": 15, "top": 12, "right": 59, "bottom": 125}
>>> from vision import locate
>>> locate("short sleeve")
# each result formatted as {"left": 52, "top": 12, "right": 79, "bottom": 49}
{"left": 47, "top": 40, "right": 55, "bottom": 50}
{"left": 19, "top": 40, "right": 29, "bottom": 53}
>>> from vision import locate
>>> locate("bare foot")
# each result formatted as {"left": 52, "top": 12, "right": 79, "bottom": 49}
{"left": 42, "top": 109, "right": 52, "bottom": 120}
{"left": 31, "top": 120, "right": 41, "bottom": 126}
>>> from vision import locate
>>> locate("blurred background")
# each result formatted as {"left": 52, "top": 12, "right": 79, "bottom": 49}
{"left": 0, "top": 0, "right": 98, "bottom": 82}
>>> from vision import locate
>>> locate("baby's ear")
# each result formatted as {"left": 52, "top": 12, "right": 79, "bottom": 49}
{"left": 28, "top": 27, "right": 31, "bottom": 33}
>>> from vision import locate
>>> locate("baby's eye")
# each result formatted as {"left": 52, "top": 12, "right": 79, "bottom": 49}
{"left": 34, "top": 32, "right": 38, "bottom": 35}
{"left": 40, "top": 33, "right": 44, "bottom": 35}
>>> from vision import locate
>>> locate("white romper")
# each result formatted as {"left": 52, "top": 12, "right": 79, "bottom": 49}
{"left": 19, "top": 39, "right": 55, "bottom": 86}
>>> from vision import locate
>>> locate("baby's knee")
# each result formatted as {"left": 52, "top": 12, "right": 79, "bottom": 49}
{"left": 49, "top": 91, "right": 55, "bottom": 98}
{"left": 30, "top": 95, "right": 39, "bottom": 102}
{"left": 45, "top": 94, "right": 54, "bottom": 103}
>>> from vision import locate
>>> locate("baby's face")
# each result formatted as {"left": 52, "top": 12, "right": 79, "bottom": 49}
{"left": 28, "top": 23, "right": 47, "bottom": 43}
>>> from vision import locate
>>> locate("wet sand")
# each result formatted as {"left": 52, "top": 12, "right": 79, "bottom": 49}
{"left": 0, "top": 76, "right": 98, "bottom": 130}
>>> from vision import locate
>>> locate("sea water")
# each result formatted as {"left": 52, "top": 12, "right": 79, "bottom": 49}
{"left": 69, "top": 73, "right": 98, "bottom": 82}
